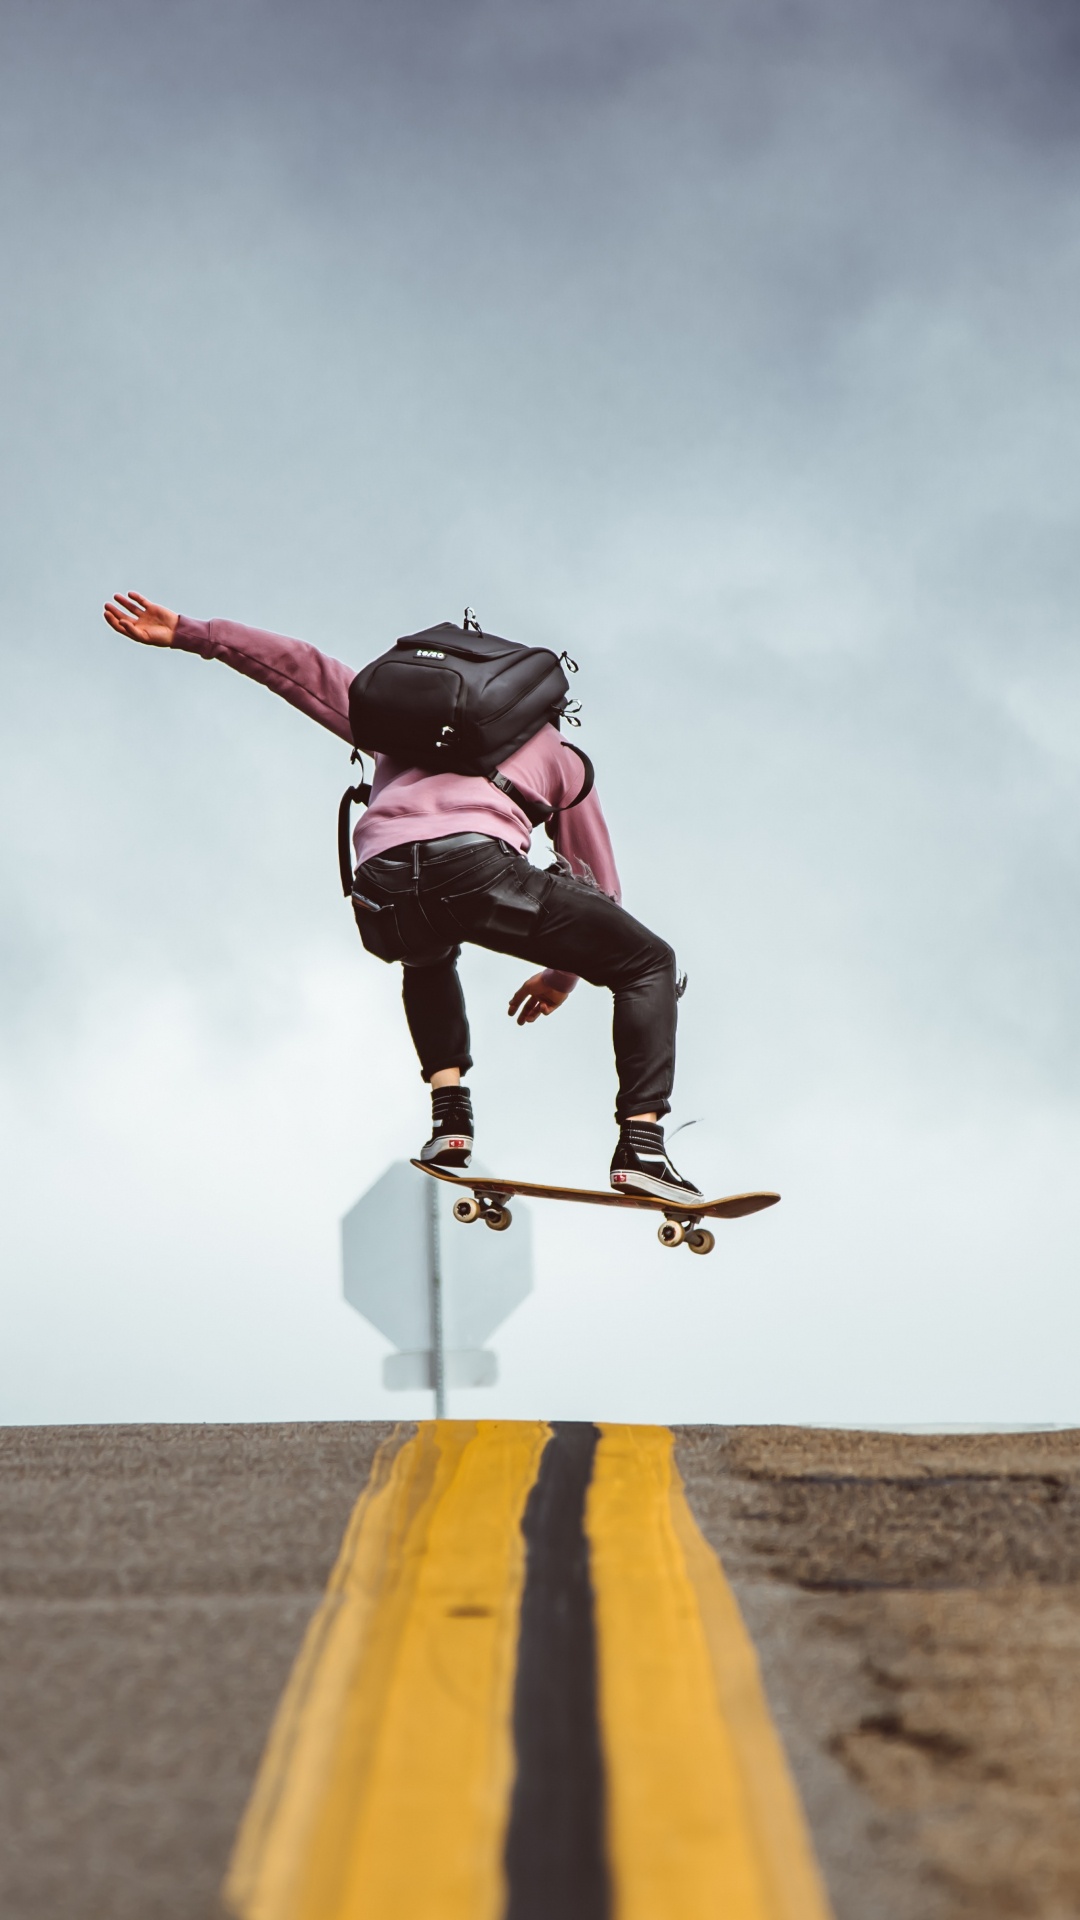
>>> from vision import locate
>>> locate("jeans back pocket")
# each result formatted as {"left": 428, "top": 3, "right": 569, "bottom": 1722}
{"left": 351, "top": 890, "right": 407, "bottom": 964}
{"left": 440, "top": 860, "right": 553, "bottom": 948}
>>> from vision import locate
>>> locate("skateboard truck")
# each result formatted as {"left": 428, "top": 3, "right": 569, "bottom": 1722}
{"left": 657, "top": 1216, "right": 716, "bottom": 1255}
{"left": 452, "top": 1192, "right": 513, "bottom": 1234}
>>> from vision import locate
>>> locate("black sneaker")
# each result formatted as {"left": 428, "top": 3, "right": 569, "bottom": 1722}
{"left": 421, "top": 1086, "right": 474, "bottom": 1171}
{"left": 610, "top": 1122, "right": 703, "bottom": 1205}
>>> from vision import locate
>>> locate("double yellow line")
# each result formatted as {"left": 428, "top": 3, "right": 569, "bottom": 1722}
{"left": 226, "top": 1421, "right": 832, "bottom": 1920}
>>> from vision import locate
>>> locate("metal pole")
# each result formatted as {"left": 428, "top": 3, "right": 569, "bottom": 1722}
{"left": 427, "top": 1177, "right": 447, "bottom": 1419}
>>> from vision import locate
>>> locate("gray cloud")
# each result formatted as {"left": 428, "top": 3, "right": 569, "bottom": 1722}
{"left": 2, "top": 0, "right": 1079, "bottom": 1421}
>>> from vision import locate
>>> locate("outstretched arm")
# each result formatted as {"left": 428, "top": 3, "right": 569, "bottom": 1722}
{"left": 103, "top": 593, "right": 356, "bottom": 743}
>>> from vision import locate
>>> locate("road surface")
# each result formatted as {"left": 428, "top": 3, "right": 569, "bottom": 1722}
{"left": 0, "top": 1420, "right": 1076, "bottom": 1918}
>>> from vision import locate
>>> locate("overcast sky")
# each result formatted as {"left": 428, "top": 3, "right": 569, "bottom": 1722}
{"left": 3, "top": 0, "right": 1080, "bottom": 1426}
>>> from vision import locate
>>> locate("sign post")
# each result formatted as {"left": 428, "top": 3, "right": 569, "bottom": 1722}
{"left": 427, "top": 1176, "right": 446, "bottom": 1419}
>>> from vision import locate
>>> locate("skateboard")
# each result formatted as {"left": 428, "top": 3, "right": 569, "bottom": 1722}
{"left": 412, "top": 1159, "right": 779, "bottom": 1255}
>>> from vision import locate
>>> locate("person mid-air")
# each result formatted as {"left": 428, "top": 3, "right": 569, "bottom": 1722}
{"left": 103, "top": 592, "right": 702, "bottom": 1205}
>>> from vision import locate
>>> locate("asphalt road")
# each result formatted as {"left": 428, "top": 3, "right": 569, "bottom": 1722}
{"left": 1, "top": 1421, "right": 1077, "bottom": 1919}
{"left": 0, "top": 1422, "right": 397, "bottom": 1920}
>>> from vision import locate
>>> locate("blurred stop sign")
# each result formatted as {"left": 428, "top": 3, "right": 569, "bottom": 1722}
{"left": 341, "top": 1160, "right": 533, "bottom": 1399}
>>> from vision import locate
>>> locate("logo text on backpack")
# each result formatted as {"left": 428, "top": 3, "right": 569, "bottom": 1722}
{"left": 416, "top": 649, "right": 445, "bottom": 658}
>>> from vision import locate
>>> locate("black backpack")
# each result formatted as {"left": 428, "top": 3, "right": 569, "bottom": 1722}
{"left": 349, "top": 612, "right": 575, "bottom": 773}
{"left": 337, "top": 610, "right": 593, "bottom": 895}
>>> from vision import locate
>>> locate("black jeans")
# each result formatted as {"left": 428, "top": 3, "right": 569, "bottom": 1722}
{"left": 352, "top": 833, "right": 678, "bottom": 1122}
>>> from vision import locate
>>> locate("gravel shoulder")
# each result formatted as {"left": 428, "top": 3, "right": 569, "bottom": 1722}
{"left": 676, "top": 1425, "right": 1080, "bottom": 1920}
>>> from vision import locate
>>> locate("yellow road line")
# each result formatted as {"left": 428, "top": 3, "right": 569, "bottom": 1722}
{"left": 586, "top": 1424, "right": 834, "bottom": 1920}
{"left": 224, "top": 1419, "right": 549, "bottom": 1920}
{"left": 228, "top": 1419, "right": 832, "bottom": 1920}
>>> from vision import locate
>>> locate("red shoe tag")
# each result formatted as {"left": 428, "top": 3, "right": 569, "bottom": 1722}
{"left": 612, "top": 1172, "right": 627, "bottom": 1184}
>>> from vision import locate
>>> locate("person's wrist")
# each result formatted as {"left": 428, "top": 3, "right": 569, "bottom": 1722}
{"left": 541, "top": 968, "right": 577, "bottom": 995}
{"left": 172, "top": 613, "right": 211, "bottom": 651}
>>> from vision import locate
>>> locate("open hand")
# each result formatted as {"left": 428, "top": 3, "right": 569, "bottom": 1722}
{"left": 508, "top": 972, "right": 570, "bottom": 1026}
{"left": 103, "top": 592, "right": 178, "bottom": 648}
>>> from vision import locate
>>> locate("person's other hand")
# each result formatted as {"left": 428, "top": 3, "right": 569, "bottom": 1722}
{"left": 103, "top": 592, "right": 179, "bottom": 648}
{"left": 508, "top": 972, "right": 570, "bottom": 1026}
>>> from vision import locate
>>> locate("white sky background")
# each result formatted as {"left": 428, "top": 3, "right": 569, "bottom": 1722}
{"left": 3, "top": 0, "right": 1080, "bottom": 1425}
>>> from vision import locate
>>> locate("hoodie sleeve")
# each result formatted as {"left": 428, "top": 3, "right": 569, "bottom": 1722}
{"left": 173, "top": 616, "right": 356, "bottom": 744}
{"left": 550, "top": 744, "right": 622, "bottom": 903}
{"left": 535, "top": 741, "right": 622, "bottom": 999}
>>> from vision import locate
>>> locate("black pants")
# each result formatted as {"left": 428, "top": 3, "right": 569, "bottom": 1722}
{"left": 352, "top": 834, "right": 678, "bottom": 1122}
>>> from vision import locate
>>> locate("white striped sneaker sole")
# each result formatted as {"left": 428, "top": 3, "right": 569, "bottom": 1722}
{"left": 421, "top": 1134, "right": 474, "bottom": 1169}
{"left": 610, "top": 1167, "right": 704, "bottom": 1204}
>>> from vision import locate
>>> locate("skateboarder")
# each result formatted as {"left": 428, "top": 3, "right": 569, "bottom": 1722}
{"left": 103, "top": 592, "right": 702, "bottom": 1203}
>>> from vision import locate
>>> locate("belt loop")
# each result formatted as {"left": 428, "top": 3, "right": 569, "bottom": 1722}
{"left": 412, "top": 843, "right": 420, "bottom": 885}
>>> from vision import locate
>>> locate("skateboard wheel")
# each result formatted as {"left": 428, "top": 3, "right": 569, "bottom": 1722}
{"left": 658, "top": 1220, "right": 685, "bottom": 1248}
{"left": 453, "top": 1196, "right": 482, "bottom": 1225}
{"left": 686, "top": 1228, "right": 715, "bottom": 1256}
{"left": 484, "top": 1204, "right": 513, "bottom": 1232}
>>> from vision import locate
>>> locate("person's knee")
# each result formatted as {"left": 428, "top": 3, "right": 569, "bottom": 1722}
{"left": 633, "top": 928, "right": 675, "bottom": 975}
{"left": 652, "top": 936, "right": 677, "bottom": 976}
{"left": 604, "top": 932, "right": 676, "bottom": 993}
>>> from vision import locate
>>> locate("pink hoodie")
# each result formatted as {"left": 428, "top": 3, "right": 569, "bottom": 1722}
{"left": 173, "top": 616, "right": 622, "bottom": 988}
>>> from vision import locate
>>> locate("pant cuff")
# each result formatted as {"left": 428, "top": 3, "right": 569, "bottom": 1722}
{"left": 420, "top": 1053, "right": 474, "bottom": 1083}
{"left": 614, "top": 1095, "right": 672, "bottom": 1123}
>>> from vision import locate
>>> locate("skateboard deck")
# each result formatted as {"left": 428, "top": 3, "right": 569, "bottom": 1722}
{"left": 412, "top": 1159, "right": 779, "bottom": 1254}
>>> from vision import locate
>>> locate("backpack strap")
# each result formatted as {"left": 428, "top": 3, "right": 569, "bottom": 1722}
{"left": 543, "top": 743, "right": 595, "bottom": 842}
{"left": 557, "top": 742, "right": 595, "bottom": 811}
{"left": 487, "top": 770, "right": 552, "bottom": 827}
{"left": 489, "top": 744, "right": 595, "bottom": 835}
{"left": 338, "top": 754, "right": 372, "bottom": 896}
